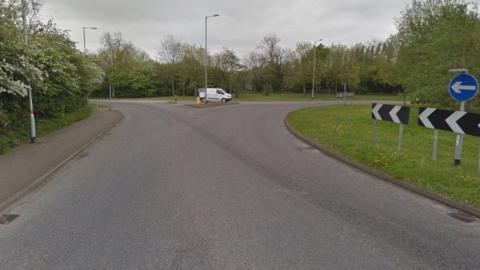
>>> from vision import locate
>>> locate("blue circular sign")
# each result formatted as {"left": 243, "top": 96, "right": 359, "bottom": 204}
{"left": 449, "top": 73, "right": 479, "bottom": 102}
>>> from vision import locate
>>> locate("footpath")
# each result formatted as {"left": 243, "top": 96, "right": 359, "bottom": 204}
{"left": 0, "top": 107, "right": 123, "bottom": 212}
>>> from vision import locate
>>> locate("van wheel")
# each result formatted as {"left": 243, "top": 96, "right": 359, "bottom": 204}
{"left": 221, "top": 98, "right": 225, "bottom": 103}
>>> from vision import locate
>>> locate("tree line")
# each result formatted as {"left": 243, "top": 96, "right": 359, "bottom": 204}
{"left": 93, "top": 0, "right": 480, "bottom": 108}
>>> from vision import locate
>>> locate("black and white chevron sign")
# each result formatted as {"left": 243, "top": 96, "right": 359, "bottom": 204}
{"left": 418, "top": 107, "right": 480, "bottom": 137}
{"left": 371, "top": 104, "right": 410, "bottom": 124}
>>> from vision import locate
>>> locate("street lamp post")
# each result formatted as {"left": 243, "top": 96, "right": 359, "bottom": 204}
{"left": 204, "top": 14, "right": 219, "bottom": 102}
{"left": 82, "top": 26, "right": 98, "bottom": 53}
{"left": 312, "top": 39, "right": 322, "bottom": 99}
{"left": 22, "top": 0, "right": 36, "bottom": 143}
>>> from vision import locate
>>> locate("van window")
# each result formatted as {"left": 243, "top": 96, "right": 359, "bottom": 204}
{"left": 217, "top": 90, "right": 224, "bottom": 94}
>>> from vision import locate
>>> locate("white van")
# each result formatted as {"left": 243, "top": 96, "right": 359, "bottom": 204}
{"left": 198, "top": 88, "right": 232, "bottom": 103}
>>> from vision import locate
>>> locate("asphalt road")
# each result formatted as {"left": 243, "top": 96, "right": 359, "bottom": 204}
{"left": 1, "top": 101, "right": 479, "bottom": 270}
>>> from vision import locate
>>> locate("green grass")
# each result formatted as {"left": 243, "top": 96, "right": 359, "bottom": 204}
{"left": 237, "top": 93, "right": 406, "bottom": 102}
{"left": 0, "top": 105, "right": 93, "bottom": 155}
{"left": 144, "top": 93, "right": 406, "bottom": 102}
{"left": 153, "top": 96, "right": 196, "bottom": 101}
{"left": 286, "top": 105, "right": 480, "bottom": 208}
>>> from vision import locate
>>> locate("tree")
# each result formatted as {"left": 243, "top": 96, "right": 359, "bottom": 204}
{"left": 96, "top": 32, "right": 155, "bottom": 98}
{"left": 396, "top": 0, "right": 480, "bottom": 106}
{"left": 157, "top": 35, "right": 183, "bottom": 64}
{"left": 256, "top": 35, "right": 287, "bottom": 92}
{"left": 213, "top": 48, "right": 241, "bottom": 92}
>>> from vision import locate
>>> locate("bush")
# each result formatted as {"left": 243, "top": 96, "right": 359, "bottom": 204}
{"left": 0, "top": 3, "right": 103, "bottom": 145}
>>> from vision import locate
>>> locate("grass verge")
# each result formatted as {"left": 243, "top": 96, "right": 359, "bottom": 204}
{"left": 0, "top": 105, "right": 93, "bottom": 154}
{"left": 138, "top": 93, "right": 406, "bottom": 102}
{"left": 286, "top": 105, "right": 480, "bottom": 208}
{"left": 237, "top": 93, "right": 406, "bottom": 102}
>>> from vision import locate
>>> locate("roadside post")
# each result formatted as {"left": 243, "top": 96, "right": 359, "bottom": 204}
{"left": 333, "top": 117, "right": 340, "bottom": 136}
{"left": 448, "top": 70, "right": 479, "bottom": 166}
{"left": 432, "top": 130, "right": 439, "bottom": 160}
{"left": 478, "top": 145, "right": 480, "bottom": 175}
{"left": 22, "top": 0, "right": 36, "bottom": 143}
{"left": 397, "top": 124, "right": 405, "bottom": 152}
{"left": 108, "top": 85, "right": 113, "bottom": 106}
{"left": 418, "top": 108, "right": 440, "bottom": 160}
{"left": 348, "top": 117, "right": 353, "bottom": 137}
{"left": 371, "top": 103, "right": 410, "bottom": 151}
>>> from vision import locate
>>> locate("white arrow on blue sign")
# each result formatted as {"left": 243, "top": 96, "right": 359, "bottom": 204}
{"left": 449, "top": 73, "right": 479, "bottom": 102}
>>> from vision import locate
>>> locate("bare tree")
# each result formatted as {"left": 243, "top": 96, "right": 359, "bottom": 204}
{"left": 214, "top": 47, "right": 241, "bottom": 73}
{"left": 257, "top": 34, "right": 283, "bottom": 65}
{"left": 157, "top": 35, "right": 182, "bottom": 64}
{"left": 244, "top": 52, "right": 261, "bottom": 69}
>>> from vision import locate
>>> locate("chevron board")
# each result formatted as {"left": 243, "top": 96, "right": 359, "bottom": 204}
{"left": 371, "top": 104, "right": 410, "bottom": 124}
{"left": 418, "top": 107, "right": 480, "bottom": 137}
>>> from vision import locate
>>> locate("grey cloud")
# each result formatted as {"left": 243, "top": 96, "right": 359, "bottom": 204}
{"left": 40, "top": 0, "right": 411, "bottom": 58}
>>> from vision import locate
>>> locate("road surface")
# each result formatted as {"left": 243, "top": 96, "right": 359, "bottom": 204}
{"left": 1, "top": 101, "right": 479, "bottom": 270}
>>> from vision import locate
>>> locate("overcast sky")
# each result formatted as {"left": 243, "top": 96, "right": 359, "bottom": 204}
{"left": 39, "top": 0, "right": 413, "bottom": 58}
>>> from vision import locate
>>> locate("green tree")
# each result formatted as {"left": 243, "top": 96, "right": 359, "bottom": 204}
{"left": 396, "top": 0, "right": 480, "bottom": 106}
{"left": 96, "top": 32, "right": 155, "bottom": 98}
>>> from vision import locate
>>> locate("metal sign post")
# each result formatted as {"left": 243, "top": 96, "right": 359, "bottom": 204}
{"left": 397, "top": 124, "right": 405, "bottom": 152}
{"left": 432, "top": 130, "right": 439, "bottom": 161}
{"left": 477, "top": 144, "right": 480, "bottom": 175}
{"left": 448, "top": 70, "right": 478, "bottom": 166}
{"left": 454, "top": 101, "right": 466, "bottom": 165}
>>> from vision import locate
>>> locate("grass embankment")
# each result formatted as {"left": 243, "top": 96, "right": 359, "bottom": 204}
{"left": 0, "top": 105, "right": 92, "bottom": 154}
{"left": 286, "top": 105, "right": 480, "bottom": 208}
{"left": 145, "top": 93, "right": 406, "bottom": 102}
